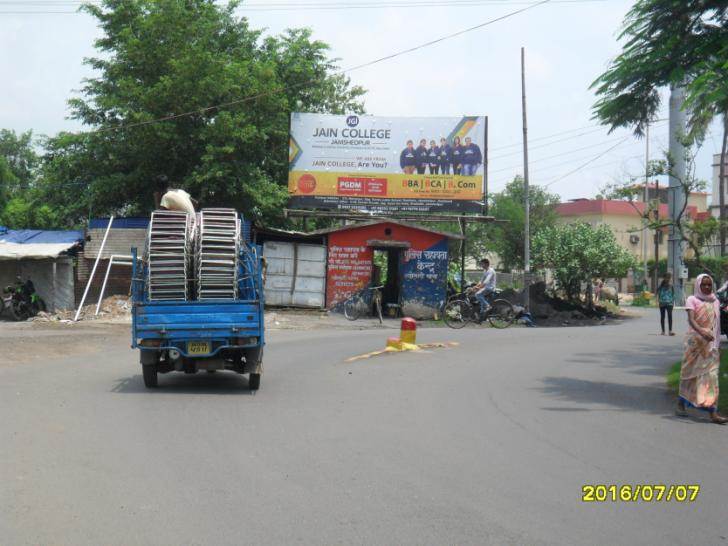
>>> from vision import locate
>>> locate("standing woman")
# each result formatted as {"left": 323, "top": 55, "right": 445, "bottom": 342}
{"left": 451, "top": 136, "right": 463, "bottom": 175}
{"left": 677, "top": 273, "right": 727, "bottom": 423}
{"left": 415, "top": 139, "right": 429, "bottom": 175}
{"left": 427, "top": 140, "right": 439, "bottom": 175}
{"left": 438, "top": 137, "right": 451, "bottom": 174}
{"left": 657, "top": 274, "right": 675, "bottom": 336}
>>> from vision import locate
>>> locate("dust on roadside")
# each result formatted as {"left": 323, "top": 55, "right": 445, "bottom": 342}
{"left": 0, "top": 320, "right": 129, "bottom": 367}
{"left": 28, "top": 295, "right": 404, "bottom": 331}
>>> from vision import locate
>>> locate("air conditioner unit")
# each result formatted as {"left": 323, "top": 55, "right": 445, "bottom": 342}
{"left": 629, "top": 234, "right": 640, "bottom": 245}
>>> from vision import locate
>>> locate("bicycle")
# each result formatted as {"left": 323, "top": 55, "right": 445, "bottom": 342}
{"left": 344, "top": 285, "right": 384, "bottom": 324}
{"left": 443, "top": 288, "right": 515, "bottom": 329}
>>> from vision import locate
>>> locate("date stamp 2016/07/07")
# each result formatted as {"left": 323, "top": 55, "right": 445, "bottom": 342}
{"left": 582, "top": 484, "right": 700, "bottom": 503}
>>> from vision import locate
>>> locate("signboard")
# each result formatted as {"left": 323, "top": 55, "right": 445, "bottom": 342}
{"left": 288, "top": 113, "right": 487, "bottom": 213}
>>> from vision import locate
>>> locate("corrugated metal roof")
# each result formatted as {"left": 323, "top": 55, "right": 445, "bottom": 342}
{"left": 0, "top": 242, "right": 82, "bottom": 260}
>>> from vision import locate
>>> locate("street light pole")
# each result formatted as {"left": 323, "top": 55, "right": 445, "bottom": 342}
{"left": 521, "top": 47, "right": 531, "bottom": 310}
{"left": 668, "top": 84, "right": 687, "bottom": 304}
{"left": 643, "top": 123, "right": 649, "bottom": 289}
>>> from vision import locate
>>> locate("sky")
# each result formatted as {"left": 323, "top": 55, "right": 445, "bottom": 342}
{"left": 0, "top": 0, "right": 722, "bottom": 203}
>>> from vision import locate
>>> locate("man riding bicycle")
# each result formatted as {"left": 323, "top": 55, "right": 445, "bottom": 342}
{"left": 472, "top": 258, "right": 496, "bottom": 316}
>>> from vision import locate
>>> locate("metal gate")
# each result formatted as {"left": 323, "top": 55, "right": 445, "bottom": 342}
{"left": 263, "top": 241, "right": 326, "bottom": 308}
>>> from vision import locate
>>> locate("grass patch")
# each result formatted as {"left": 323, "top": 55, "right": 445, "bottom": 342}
{"left": 601, "top": 301, "right": 620, "bottom": 315}
{"left": 631, "top": 291, "right": 655, "bottom": 307}
{"left": 667, "top": 351, "right": 728, "bottom": 414}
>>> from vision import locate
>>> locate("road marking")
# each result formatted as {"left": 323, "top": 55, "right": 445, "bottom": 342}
{"left": 346, "top": 341, "right": 459, "bottom": 362}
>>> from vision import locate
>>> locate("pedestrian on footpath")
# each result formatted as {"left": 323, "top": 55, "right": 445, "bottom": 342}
{"left": 658, "top": 274, "right": 675, "bottom": 336}
{"left": 676, "top": 273, "right": 728, "bottom": 424}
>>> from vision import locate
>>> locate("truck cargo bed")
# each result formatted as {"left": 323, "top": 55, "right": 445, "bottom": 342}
{"left": 133, "top": 300, "right": 262, "bottom": 341}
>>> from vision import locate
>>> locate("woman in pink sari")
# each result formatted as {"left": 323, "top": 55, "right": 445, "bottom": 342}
{"left": 677, "top": 273, "right": 727, "bottom": 424}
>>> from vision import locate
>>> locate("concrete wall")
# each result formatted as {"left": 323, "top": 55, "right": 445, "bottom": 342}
{"left": 75, "top": 252, "right": 134, "bottom": 306}
{"left": 326, "top": 222, "right": 448, "bottom": 319}
{"left": 0, "top": 258, "right": 75, "bottom": 312}
{"left": 76, "top": 227, "right": 146, "bottom": 305}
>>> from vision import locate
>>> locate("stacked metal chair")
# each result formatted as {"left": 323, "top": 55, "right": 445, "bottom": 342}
{"left": 146, "top": 210, "right": 192, "bottom": 301}
{"left": 196, "top": 208, "right": 240, "bottom": 300}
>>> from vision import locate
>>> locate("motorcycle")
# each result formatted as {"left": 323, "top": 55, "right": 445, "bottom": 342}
{"left": 1, "top": 278, "right": 46, "bottom": 321}
{"left": 718, "top": 288, "right": 728, "bottom": 338}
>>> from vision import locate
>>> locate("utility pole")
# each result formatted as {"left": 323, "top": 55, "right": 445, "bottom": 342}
{"left": 720, "top": 113, "right": 727, "bottom": 256}
{"left": 668, "top": 85, "right": 687, "bottom": 304}
{"left": 643, "top": 122, "right": 649, "bottom": 289}
{"left": 521, "top": 47, "right": 531, "bottom": 310}
{"left": 653, "top": 179, "right": 659, "bottom": 293}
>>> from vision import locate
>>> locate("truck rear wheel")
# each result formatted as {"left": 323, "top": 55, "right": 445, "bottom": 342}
{"left": 248, "top": 373, "right": 261, "bottom": 391}
{"left": 142, "top": 365, "right": 158, "bottom": 388}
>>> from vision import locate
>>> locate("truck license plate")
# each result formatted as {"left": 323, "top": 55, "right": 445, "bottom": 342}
{"left": 187, "top": 341, "right": 211, "bottom": 355}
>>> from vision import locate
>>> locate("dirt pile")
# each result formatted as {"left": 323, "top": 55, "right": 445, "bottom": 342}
{"left": 503, "top": 282, "right": 616, "bottom": 327}
{"left": 33, "top": 295, "right": 131, "bottom": 322}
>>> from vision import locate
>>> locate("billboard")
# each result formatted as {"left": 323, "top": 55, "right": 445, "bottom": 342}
{"left": 288, "top": 113, "right": 486, "bottom": 213}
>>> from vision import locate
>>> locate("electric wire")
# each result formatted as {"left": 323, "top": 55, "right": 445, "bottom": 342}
{"left": 39, "top": 0, "right": 553, "bottom": 135}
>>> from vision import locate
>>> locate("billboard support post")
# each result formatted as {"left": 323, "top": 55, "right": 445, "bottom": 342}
{"left": 460, "top": 218, "right": 467, "bottom": 292}
{"left": 484, "top": 116, "right": 489, "bottom": 216}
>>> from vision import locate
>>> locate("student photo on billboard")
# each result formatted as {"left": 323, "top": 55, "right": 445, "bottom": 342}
{"left": 415, "top": 138, "right": 429, "bottom": 175}
{"left": 451, "top": 136, "right": 463, "bottom": 175}
{"left": 427, "top": 139, "right": 439, "bottom": 175}
{"left": 461, "top": 136, "right": 483, "bottom": 175}
{"left": 400, "top": 140, "right": 417, "bottom": 174}
{"left": 438, "top": 137, "right": 452, "bottom": 174}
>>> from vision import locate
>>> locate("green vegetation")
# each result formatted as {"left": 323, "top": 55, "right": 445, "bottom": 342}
{"left": 467, "top": 176, "right": 560, "bottom": 270}
{"left": 591, "top": 0, "right": 728, "bottom": 252}
{"left": 631, "top": 291, "right": 654, "bottom": 307}
{"left": 592, "top": 1, "right": 727, "bottom": 141}
{"left": 0, "top": 0, "right": 365, "bottom": 229}
{"left": 667, "top": 352, "right": 728, "bottom": 414}
{"left": 532, "top": 222, "right": 636, "bottom": 301}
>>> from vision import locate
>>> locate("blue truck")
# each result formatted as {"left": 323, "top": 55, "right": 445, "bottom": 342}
{"left": 130, "top": 221, "right": 265, "bottom": 390}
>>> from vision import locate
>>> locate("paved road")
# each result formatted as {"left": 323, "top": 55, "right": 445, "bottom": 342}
{"left": 2, "top": 310, "right": 728, "bottom": 545}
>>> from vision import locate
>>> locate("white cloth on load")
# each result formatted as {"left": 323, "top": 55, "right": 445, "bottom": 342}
{"left": 160, "top": 189, "right": 195, "bottom": 216}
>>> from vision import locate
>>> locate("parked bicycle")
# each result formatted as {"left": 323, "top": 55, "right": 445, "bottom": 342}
{"left": 344, "top": 285, "right": 384, "bottom": 324}
{"left": 443, "top": 287, "right": 515, "bottom": 329}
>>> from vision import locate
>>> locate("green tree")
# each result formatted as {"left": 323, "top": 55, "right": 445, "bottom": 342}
{"left": 532, "top": 223, "right": 636, "bottom": 302}
{"left": 468, "top": 176, "right": 560, "bottom": 270}
{"left": 591, "top": 1, "right": 728, "bottom": 250}
{"left": 0, "top": 157, "right": 18, "bottom": 208}
{"left": 0, "top": 129, "right": 38, "bottom": 192}
{"left": 40, "top": 0, "right": 365, "bottom": 227}
{"left": 0, "top": 129, "right": 44, "bottom": 228}
{"left": 603, "top": 148, "right": 718, "bottom": 277}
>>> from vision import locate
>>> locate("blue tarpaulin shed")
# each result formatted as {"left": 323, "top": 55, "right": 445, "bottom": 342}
{"left": 0, "top": 229, "right": 84, "bottom": 245}
{"left": 0, "top": 229, "right": 84, "bottom": 260}
{"left": 0, "top": 229, "right": 84, "bottom": 312}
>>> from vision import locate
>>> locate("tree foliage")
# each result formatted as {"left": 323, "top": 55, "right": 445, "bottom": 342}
{"left": 591, "top": 1, "right": 728, "bottom": 252}
{"left": 532, "top": 223, "right": 636, "bottom": 300}
{"left": 468, "top": 176, "right": 560, "bottom": 270}
{"left": 0, "top": 129, "right": 53, "bottom": 228}
{"left": 27, "top": 0, "right": 365, "bottom": 228}
{"left": 591, "top": 1, "right": 727, "bottom": 136}
{"left": 603, "top": 147, "right": 719, "bottom": 273}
